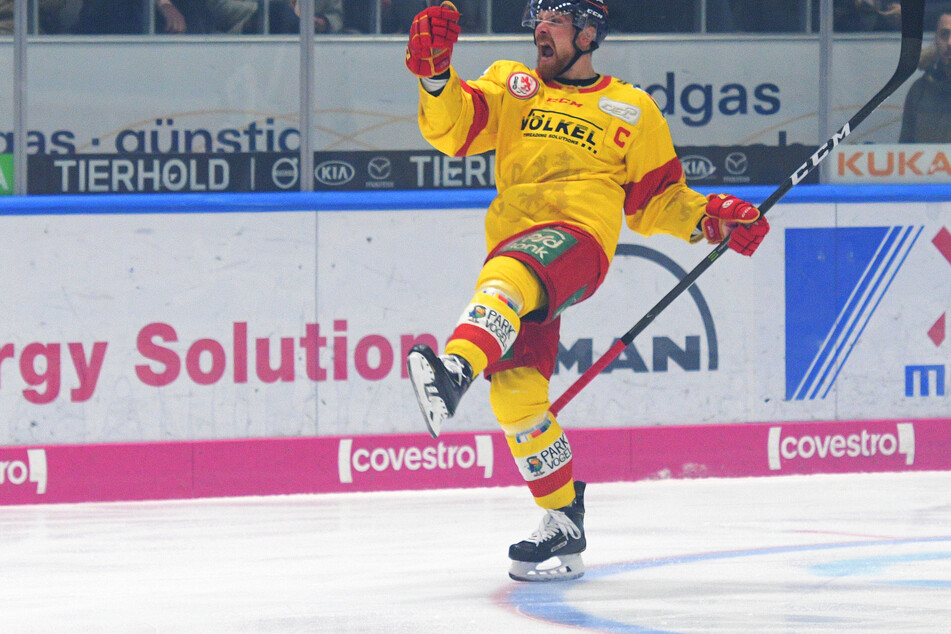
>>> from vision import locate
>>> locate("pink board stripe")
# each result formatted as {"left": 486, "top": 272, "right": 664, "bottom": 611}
{"left": 2, "top": 418, "right": 949, "bottom": 505}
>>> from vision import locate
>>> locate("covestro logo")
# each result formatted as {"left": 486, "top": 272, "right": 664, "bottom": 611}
{"left": 767, "top": 423, "right": 915, "bottom": 471}
{"left": 338, "top": 436, "right": 493, "bottom": 484}
{"left": 0, "top": 448, "right": 48, "bottom": 495}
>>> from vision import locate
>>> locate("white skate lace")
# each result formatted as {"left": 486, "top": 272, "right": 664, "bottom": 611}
{"left": 440, "top": 355, "right": 468, "bottom": 383}
{"left": 526, "top": 509, "right": 581, "bottom": 544}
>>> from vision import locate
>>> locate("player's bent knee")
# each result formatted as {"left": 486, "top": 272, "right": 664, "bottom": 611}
{"left": 476, "top": 257, "right": 547, "bottom": 317}
{"left": 489, "top": 366, "right": 551, "bottom": 432}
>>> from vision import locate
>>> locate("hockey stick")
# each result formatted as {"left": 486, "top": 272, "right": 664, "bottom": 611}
{"left": 550, "top": 0, "right": 925, "bottom": 417}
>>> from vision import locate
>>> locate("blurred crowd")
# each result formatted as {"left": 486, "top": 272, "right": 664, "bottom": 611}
{"left": 2, "top": 0, "right": 950, "bottom": 35}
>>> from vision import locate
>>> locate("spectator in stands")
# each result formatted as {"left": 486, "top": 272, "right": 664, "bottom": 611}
{"left": 344, "top": 0, "right": 373, "bottom": 32}
{"left": 834, "top": 0, "right": 901, "bottom": 32}
{"left": 386, "top": 0, "right": 482, "bottom": 33}
{"left": 216, "top": 0, "right": 345, "bottom": 34}
{"left": 383, "top": 0, "right": 425, "bottom": 32}
{"left": 723, "top": 0, "right": 808, "bottom": 33}
{"left": 154, "top": 0, "right": 258, "bottom": 35}
{"left": 489, "top": 0, "right": 521, "bottom": 32}
{"left": 492, "top": 0, "right": 710, "bottom": 33}
{"left": 605, "top": 0, "right": 700, "bottom": 33}
{"left": 0, "top": 0, "right": 82, "bottom": 34}
{"left": 72, "top": 0, "right": 146, "bottom": 33}
{"left": 454, "top": 0, "right": 485, "bottom": 32}
{"left": 252, "top": 0, "right": 344, "bottom": 34}
{"left": 71, "top": 0, "right": 214, "bottom": 34}
{"left": 899, "top": 9, "right": 951, "bottom": 142}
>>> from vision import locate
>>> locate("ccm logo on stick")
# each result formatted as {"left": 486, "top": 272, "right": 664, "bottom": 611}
{"left": 767, "top": 424, "right": 915, "bottom": 471}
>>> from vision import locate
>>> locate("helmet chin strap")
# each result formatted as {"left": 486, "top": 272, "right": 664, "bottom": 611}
{"left": 552, "top": 30, "right": 598, "bottom": 80}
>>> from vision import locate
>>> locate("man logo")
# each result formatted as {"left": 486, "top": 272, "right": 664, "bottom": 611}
{"left": 725, "top": 152, "right": 749, "bottom": 176}
{"left": 314, "top": 160, "right": 356, "bottom": 187}
{"left": 681, "top": 155, "right": 717, "bottom": 180}
{"left": 368, "top": 157, "right": 392, "bottom": 181}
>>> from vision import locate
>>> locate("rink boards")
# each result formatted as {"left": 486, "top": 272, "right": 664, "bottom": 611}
{"left": 1, "top": 185, "right": 951, "bottom": 503}
{"left": 1, "top": 417, "right": 950, "bottom": 504}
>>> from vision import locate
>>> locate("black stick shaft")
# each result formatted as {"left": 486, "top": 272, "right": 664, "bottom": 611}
{"left": 550, "top": 0, "right": 925, "bottom": 416}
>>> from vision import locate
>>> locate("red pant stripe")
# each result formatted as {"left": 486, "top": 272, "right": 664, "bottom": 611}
{"left": 526, "top": 460, "right": 573, "bottom": 499}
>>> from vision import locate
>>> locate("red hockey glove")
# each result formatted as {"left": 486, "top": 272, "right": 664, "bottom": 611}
{"left": 405, "top": 1, "right": 461, "bottom": 78}
{"left": 698, "top": 193, "right": 770, "bottom": 256}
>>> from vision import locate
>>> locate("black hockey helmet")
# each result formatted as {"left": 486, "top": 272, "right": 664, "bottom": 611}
{"left": 521, "top": 0, "right": 610, "bottom": 48}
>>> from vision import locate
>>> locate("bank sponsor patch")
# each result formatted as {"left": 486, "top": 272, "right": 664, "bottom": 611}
{"left": 499, "top": 227, "right": 577, "bottom": 267}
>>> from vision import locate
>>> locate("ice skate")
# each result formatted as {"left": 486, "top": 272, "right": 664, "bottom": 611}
{"left": 406, "top": 344, "right": 473, "bottom": 438}
{"left": 508, "top": 481, "right": 586, "bottom": 582}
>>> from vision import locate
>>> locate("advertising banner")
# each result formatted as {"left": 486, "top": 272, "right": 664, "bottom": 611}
{"left": 24, "top": 145, "right": 817, "bottom": 195}
{"left": 3, "top": 417, "right": 948, "bottom": 505}
{"left": 831, "top": 144, "right": 951, "bottom": 184}
{"left": 0, "top": 153, "right": 11, "bottom": 195}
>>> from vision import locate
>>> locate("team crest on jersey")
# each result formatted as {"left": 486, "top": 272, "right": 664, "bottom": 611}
{"left": 507, "top": 72, "right": 539, "bottom": 99}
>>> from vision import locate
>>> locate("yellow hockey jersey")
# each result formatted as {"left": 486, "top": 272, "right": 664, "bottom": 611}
{"left": 418, "top": 60, "right": 709, "bottom": 261}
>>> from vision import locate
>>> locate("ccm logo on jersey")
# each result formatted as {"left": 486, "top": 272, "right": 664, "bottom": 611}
{"left": 599, "top": 97, "right": 640, "bottom": 125}
{"left": 507, "top": 72, "right": 540, "bottom": 99}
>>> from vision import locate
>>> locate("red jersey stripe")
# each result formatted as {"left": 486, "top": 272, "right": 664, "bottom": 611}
{"left": 456, "top": 81, "right": 490, "bottom": 157}
{"left": 623, "top": 157, "right": 684, "bottom": 217}
{"left": 579, "top": 75, "right": 612, "bottom": 93}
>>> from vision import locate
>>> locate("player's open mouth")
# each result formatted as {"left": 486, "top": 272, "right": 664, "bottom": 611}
{"left": 540, "top": 44, "right": 555, "bottom": 59}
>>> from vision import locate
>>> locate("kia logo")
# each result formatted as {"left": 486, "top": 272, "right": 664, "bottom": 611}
{"left": 368, "top": 157, "right": 392, "bottom": 180}
{"left": 314, "top": 160, "right": 356, "bottom": 187}
{"left": 681, "top": 155, "right": 717, "bottom": 180}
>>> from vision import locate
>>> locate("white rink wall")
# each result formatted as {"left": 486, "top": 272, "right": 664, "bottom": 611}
{"left": 1, "top": 185, "right": 950, "bottom": 445}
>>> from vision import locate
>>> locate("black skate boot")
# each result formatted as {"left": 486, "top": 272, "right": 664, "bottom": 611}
{"left": 406, "top": 344, "right": 473, "bottom": 439}
{"left": 508, "top": 481, "right": 586, "bottom": 582}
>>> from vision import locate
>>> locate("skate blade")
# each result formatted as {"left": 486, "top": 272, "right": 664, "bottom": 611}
{"left": 407, "top": 351, "right": 448, "bottom": 439}
{"left": 508, "top": 554, "right": 585, "bottom": 582}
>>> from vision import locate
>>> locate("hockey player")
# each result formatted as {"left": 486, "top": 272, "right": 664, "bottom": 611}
{"left": 405, "top": 0, "right": 769, "bottom": 582}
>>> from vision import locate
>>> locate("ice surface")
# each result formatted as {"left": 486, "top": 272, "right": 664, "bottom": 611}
{"left": 1, "top": 471, "right": 949, "bottom": 633}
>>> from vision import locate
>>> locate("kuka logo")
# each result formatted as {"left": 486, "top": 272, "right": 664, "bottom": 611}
{"left": 767, "top": 423, "right": 915, "bottom": 471}
{"left": 337, "top": 436, "right": 493, "bottom": 483}
{"left": 0, "top": 449, "right": 48, "bottom": 495}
